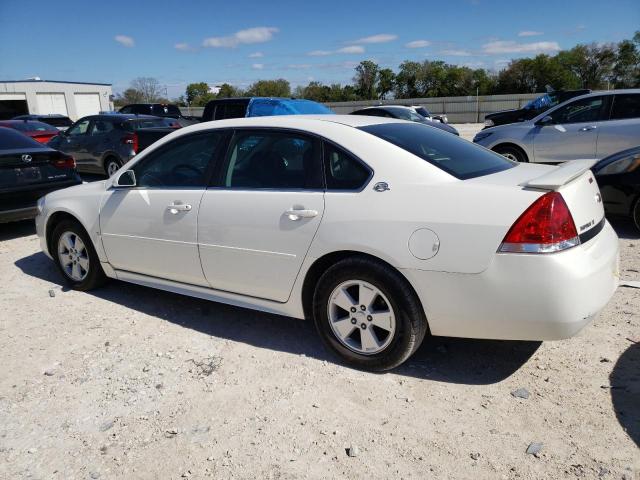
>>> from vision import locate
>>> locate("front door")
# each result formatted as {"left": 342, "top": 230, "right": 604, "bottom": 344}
{"left": 60, "top": 117, "right": 92, "bottom": 163}
{"left": 533, "top": 95, "right": 606, "bottom": 163}
{"left": 100, "top": 131, "right": 225, "bottom": 286}
{"left": 198, "top": 129, "right": 325, "bottom": 302}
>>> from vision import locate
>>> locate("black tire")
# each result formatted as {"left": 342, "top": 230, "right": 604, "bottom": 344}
{"left": 312, "top": 256, "right": 428, "bottom": 371}
{"left": 51, "top": 219, "right": 107, "bottom": 291}
{"left": 493, "top": 145, "right": 528, "bottom": 163}
{"left": 633, "top": 197, "right": 640, "bottom": 232}
{"left": 104, "top": 156, "right": 122, "bottom": 177}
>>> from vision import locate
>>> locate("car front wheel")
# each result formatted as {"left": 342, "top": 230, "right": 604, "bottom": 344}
{"left": 633, "top": 197, "right": 640, "bottom": 232}
{"left": 312, "top": 257, "right": 428, "bottom": 371}
{"left": 104, "top": 157, "right": 122, "bottom": 177}
{"left": 52, "top": 219, "right": 107, "bottom": 291}
{"left": 494, "top": 145, "right": 528, "bottom": 163}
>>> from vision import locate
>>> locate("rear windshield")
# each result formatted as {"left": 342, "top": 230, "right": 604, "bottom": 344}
{"left": 42, "top": 116, "right": 73, "bottom": 127}
{"left": 150, "top": 104, "right": 181, "bottom": 115}
{"left": 124, "top": 119, "right": 170, "bottom": 131}
{"left": 0, "top": 127, "right": 46, "bottom": 150}
{"left": 359, "top": 123, "right": 515, "bottom": 180}
{"left": 10, "top": 121, "right": 58, "bottom": 132}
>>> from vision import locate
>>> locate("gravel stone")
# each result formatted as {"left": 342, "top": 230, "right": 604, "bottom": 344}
{"left": 526, "top": 442, "right": 543, "bottom": 455}
{"left": 511, "top": 388, "right": 530, "bottom": 399}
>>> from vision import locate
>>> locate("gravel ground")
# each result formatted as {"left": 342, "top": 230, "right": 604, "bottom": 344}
{"left": 0, "top": 138, "right": 639, "bottom": 479}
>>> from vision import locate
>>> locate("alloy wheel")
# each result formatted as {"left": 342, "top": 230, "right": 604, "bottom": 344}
{"left": 57, "top": 231, "right": 90, "bottom": 281}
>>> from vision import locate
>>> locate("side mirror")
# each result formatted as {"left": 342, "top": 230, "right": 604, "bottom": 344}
{"left": 114, "top": 170, "right": 136, "bottom": 188}
{"left": 536, "top": 115, "right": 553, "bottom": 126}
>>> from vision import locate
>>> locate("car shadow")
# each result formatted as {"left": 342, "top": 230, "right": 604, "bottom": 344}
{"left": 609, "top": 217, "right": 639, "bottom": 240}
{"left": 15, "top": 251, "right": 540, "bottom": 384}
{"left": 610, "top": 342, "right": 640, "bottom": 447}
{"left": 0, "top": 220, "right": 35, "bottom": 241}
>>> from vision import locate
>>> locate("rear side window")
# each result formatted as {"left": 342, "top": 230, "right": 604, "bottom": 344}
{"left": 123, "top": 119, "right": 169, "bottom": 131}
{"left": 90, "top": 120, "right": 115, "bottom": 135}
{"left": 324, "top": 143, "right": 371, "bottom": 190}
{"left": 359, "top": 123, "right": 514, "bottom": 180}
{"left": 610, "top": 94, "right": 640, "bottom": 120}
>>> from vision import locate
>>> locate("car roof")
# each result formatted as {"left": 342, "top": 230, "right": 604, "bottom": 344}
{"left": 86, "top": 114, "right": 163, "bottom": 121}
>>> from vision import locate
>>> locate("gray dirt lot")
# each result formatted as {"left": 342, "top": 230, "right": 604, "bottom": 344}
{"left": 0, "top": 133, "right": 639, "bottom": 478}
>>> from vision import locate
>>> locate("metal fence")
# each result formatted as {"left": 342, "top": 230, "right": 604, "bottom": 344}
{"left": 179, "top": 93, "right": 541, "bottom": 124}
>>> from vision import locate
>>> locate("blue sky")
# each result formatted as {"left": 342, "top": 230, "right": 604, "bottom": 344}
{"left": 0, "top": 0, "right": 638, "bottom": 98}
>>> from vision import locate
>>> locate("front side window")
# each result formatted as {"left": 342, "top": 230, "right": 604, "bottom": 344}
{"left": 90, "top": 120, "right": 114, "bottom": 135}
{"left": 610, "top": 94, "right": 640, "bottom": 120}
{"left": 223, "top": 130, "right": 322, "bottom": 189}
{"left": 550, "top": 96, "right": 604, "bottom": 124}
{"left": 324, "top": 143, "right": 371, "bottom": 190}
{"left": 133, "top": 132, "right": 222, "bottom": 188}
{"left": 67, "top": 119, "right": 90, "bottom": 136}
{"left": 360, "top": 122, "right": 514, "bottom": 180}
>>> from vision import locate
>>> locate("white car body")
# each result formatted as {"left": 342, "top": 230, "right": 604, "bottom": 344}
{"left": 36, "top": 115, "right": 619, "bottom": 343}
{"left": 474, "top": 89, "right": 640, "bottom": 163}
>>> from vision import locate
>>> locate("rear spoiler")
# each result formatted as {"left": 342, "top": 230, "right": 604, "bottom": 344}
{"left": 520, "top": 159, "right": 598, "bottom": 190}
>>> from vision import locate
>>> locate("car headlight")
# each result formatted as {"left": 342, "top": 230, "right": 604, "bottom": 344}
{"left": 484, "top": 118, "right": 494, "bottom": 127}
{"left": 595, "top": 154, "right": 640, "bottom": 176}
{"left": 473, "top": 131, "right": 493, "bottom": 143}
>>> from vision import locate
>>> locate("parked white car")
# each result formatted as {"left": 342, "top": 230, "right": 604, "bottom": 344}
{"left": 474, "top": 89, "right": 640, "bottom": 163}
{"left": 36, "top": 115, "right": 619, "bottom": 370}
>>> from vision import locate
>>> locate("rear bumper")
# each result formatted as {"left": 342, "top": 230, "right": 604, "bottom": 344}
{"left": 0, "top": 178, "right": 81, "bottom": 224}
{"left": 0, "top": 206, "right": 38, "bottom": 223}
{"left": 402, "top": 221, "right": 620, "bottom": 341}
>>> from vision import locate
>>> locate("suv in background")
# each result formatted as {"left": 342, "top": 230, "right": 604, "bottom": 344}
{"left": 47, "top": 114, "right": 171, "bottom": 176}
{"left": 13, "top": 114, "right": 74, "bottom": 131}
{"left": 483, "top": 89, "right": 591, "bottom": 128}
{"left": 474, "top": 89, "right": 640, "bottom": 163}
{"left": 118, "top": 103, "right": 199, "bottom": 127}
{"left": 201, "top": 97, "right": 333, "bottom": 122}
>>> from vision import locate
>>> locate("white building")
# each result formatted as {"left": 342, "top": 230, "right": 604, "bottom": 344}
{"left": 0, "top": 79, "right": 113, "bottom": 121}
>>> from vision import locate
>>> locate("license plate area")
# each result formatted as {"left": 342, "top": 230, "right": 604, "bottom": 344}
{"left": 15, "top": 166, "right": 42, "bottom": 184}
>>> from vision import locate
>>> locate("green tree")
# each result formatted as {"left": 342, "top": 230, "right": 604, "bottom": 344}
{"left": 129, "top": 77, "right": 164, "bottom": 103}
{"left": 246, "top": 79, "right": 291, "bottom": 97}
{"left": 354, "top": 60, "right": 379, "bottom": 99}
{"left": 395, "top": 61, "right": 422, "bottom": 98}
{"left": 216, "top": 83, "right": 243, "bottom": 98}
{"left": 611, "top": 36, "right": 640, "bottom": 88}
{"left": 377, "top": 68, "right": 395, "bottom": 99}
{"left": 185, "top": 82, "right": 213, "bottom": 105}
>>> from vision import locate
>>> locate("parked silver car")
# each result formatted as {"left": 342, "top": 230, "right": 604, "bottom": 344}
{"left": 473, "top": 89, "right": 640, "bottom": 163}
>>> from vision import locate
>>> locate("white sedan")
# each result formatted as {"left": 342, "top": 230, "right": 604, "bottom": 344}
{"left": 35, "top": 115, "right": 620, "bottom": 370}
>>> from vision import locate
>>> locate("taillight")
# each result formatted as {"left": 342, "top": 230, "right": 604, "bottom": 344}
{"left": 499, "top": 192, "right": 579, "bottom": 253}
{"left": 52, "top": 153, "right": 76, "bottom": 170}
{"left": 33, "top": 134, "right": 53, "bottom": 143}
{"left": 122, "top": 133, "right": 138, "bottom": 153}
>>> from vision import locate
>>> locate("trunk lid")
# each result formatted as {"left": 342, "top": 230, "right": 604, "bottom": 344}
{"left": 0, "top": 148, "right": 76, "bottom": 189}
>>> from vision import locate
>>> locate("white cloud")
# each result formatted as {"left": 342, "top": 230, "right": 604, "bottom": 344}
{"left": 482, "top": 40, "right": 561, "bottom": 54}
{"left": 248, "top": 52, "right": 264, "bottom": 58}
{"left": 286, "top": 64, "right": 313, "bottom": 70}
{"left": 518, "top": 31, "right": 543, "bottom": 37}
{"left": 405, "top": 40, "right": 431, "bottom": 48}
{"left": 251, "top": 63, "right": 264, "bottom": 70}
{"left": 337, "top": 45, "right": 365, "bottom": 54}
{"left": 114, "top": 35, "right": 134, "bottom": 47}
{"left": 203, "top": 27, "right": 279, "bottom": 48}
{"left": 174, "top": 42, "right": 192, "bottom": 51}
{"left": 308, "top": 50, "right": 333, "bottom": 56}
{"left": 352, "top": 34, "right": 397, "bottom": 44}
{"left": 440, "top": 49, "right": 472, "bottom": 56}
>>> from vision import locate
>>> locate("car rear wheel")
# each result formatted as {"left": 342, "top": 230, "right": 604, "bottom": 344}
{"left": 312, "top": 257, "right": 428, "bottom": 371}
{"left": 494, "top": 145, "right": 528, "bottom": 163}
{"left": 104, "top": 157, "right": 121, "bottom": 177}
{"left": 52, "top": 219, "right": 107, "bottom": 291}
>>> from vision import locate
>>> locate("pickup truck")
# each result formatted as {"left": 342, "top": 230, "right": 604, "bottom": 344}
{"left": 118, "top": 103, "right": 200, "bottom": 127}
{"left": 134, "top": 97, "right": 333, "bottom": 153}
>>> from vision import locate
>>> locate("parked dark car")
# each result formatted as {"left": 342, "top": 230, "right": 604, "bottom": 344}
{"left": 0, "top": 127, "right": 80, "bottom": 223}
{"left": 118, "top": 103, "right": 198, "bottom": 127}
{"left": 350, "top": 106, "right": 460, "bottom": 135}
{"left": 47, "top": 114, "right": 171, "bottom": 176}
{"left": 201, "top": 97, "right": 333, "bottom": 122}
{"left": 0, "top": 120, "right": 60, "bottom": 143}
{"left": 593, "top": 146, "right": 640, "bottom": 231}
{"left": 13, "top": 114, "right": 74, "bottom": 131}
{"left": 483, "top": 89, "right": 591, "bottom": 128}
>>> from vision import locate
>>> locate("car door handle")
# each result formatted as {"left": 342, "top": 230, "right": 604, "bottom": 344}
{"left": 284, "top": 208, "right": 318, "bottom": 220}
{"left": 579, "top": 126, "right": 597, "bottom": 131}
{"left": 167, "top": 203, "right": 192, "bottom": 214}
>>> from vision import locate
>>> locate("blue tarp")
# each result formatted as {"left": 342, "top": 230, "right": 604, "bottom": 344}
{"left": 246, "top": 98, "right": 334, "bottom": 117}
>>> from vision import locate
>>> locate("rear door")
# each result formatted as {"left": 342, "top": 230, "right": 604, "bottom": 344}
{"left": 198, "top": 128, "right": 324, "bottom": 302}
{"left": 533, "top": 95, "right": 607, "bottom": 163}
{"left": 100, "top": 131, "right": 226, "bottom": 285}
{"left": 596, "top": 93, "right": 640, "bottom": 159}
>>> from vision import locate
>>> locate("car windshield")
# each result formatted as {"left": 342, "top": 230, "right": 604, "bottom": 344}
{"left": 359, "top": 122, "right": 515, "bottom": 180}
{"left": 414, "top": 107, "right": 432, "bottom": 117}
{"left": 0, "top": 127, "right": 46, "bottom": 150}
{"left": 385, "top": 107, "right": 425, "bottom": 122}
{"left": 247, "top": 98, "right": 333, "bottom": 117}
{"left": 10, "top": 121, "right": 58, "bottom": 132}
